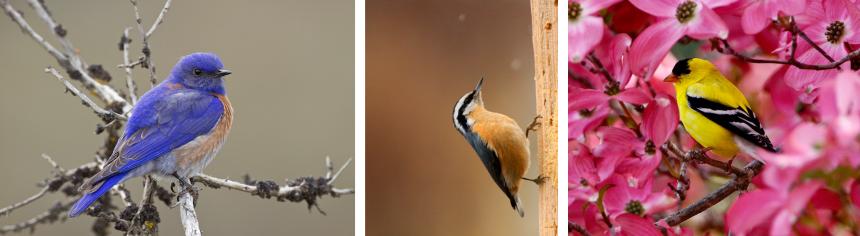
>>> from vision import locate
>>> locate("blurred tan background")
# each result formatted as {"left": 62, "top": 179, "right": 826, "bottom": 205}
{"left": 0, "top": 0, "right": 354, "bottom": 235}
{"left": 367, "top": 0, "right": 538, "bottom": 235}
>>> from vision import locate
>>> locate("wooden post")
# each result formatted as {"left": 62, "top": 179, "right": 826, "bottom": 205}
{"left": 529, "top": 0, "right": 558, "bottom": 235}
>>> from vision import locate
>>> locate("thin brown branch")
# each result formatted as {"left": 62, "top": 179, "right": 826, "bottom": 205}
{"left": 661, "top": 160, "right": 765, "bottom": 226}
{"left": 569, "top": 221, "right": 592, "bottom": 236}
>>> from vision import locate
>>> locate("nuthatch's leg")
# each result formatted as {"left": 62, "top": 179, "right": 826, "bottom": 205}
{"left": 522, "top": 175, "right": 548, "bottom": 184}
{"left": 525, "top": 115, "right": 542, "bottom": 138}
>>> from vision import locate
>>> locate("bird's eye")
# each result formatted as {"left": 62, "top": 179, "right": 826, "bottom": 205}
{"left": 193, "top": 69, "right": 202, "bottom": 76}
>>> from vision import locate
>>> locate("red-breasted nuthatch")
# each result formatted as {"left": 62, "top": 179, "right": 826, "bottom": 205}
{"left": 452, "top": 78, "right": 529, "bottom": 217}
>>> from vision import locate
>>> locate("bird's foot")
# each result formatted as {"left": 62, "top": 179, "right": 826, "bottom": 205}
{"left": 522, "top": 175, "right": 548, "bottom": 184}
{"left": 171, "top": 173, "right": 200, "bottom": 206}
{"left": 525, "top": 115, "right": 542, "bottom": 138}
{"left": 726, "top": 156, "right": 736, "bottom": 174}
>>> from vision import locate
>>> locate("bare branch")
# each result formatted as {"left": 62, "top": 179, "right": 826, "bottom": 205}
{"left": 1, "top": 0, "right": 132, "bottom": 114}
{"left": 193, "top": 158, "right": 355, "bottom": 214}
{"left": 0, "top": 186, "right": 49, "bottom": 218}
{"left": 146, "top": 0, "right": 172, "bottom": 38}
{"left": 661, "top": 160, "right": 765, "bottom": 226}
{"left": 45, "top": 67, "right": 126, "bottom": 121}
{"left": 178, "top": 192, "right": 201, "bottom": 236}
{"left": 129, "top": 0, "right": 163, "bottom": 87}
{"left": 119, "top": 27, "right": 138, "bottom": 105}
{"left": 0, "top": 200, "right": 75, "bottom": 234}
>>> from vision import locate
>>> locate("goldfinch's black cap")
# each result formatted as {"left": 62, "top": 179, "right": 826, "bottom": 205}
{"left": 672, "top": 58, "right": 693, "bottom": 76}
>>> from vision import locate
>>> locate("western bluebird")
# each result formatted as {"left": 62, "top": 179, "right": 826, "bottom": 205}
{"left": 69, "top": 52, "right": 233, "bottom": 217}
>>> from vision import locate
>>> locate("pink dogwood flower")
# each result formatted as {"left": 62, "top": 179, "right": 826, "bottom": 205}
{"left": 628, "top": 0, "right": 736, "bottom": 77}
{"left": 570, "top": 34, "right": 651, "bottom": 112}
{"left": 725, "top": 181, "right": 823, "bottom": 235}
{"left": 741, "top": 0, "right": 806, "bottom": 34}
{"left": 783, "top": 0, "right": 860, "bottom": 93}
{"left": 569, "top": 0, "right": 622, "bottom": 62}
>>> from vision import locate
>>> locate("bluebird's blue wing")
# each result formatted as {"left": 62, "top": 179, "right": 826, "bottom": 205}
{"left": 78, "top": 88, "right": 224, "bottom": 194}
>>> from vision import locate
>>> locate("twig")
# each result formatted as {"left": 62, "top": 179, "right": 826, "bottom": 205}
{"left": 194, "top": 158, "right": 355, "bottom": 197}
{"left": 661, "top": 160, "right": 765, "bottom": 226}
{"left": 665, "top": 141, "right": 745, "bottom": 176}
{"left": 1, "top": 0, "right": 132, "bottom": 114}
{"left": 0, "top": 200, "right": 75, "bottom": 234}
{"left": 129, "top": 0, "right": 171, "bottom": 87}
{"left": 45, "top": 67, "right": 126, "bottom": 121}
{"left": 0, "top": 186, "right": 49, "bottom": 218}
{"left": 145, "top": 0, "right": 172, "bottom": 38}
{"left": 119, "top": 27, "right": 138, "bottom": 104}
{"left": 569, "top": 221, "right": 592, "bottom": 236}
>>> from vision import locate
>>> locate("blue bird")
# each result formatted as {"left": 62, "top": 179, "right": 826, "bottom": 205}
{"left": 69, "top": 52, "right": 234, "bottom": 217}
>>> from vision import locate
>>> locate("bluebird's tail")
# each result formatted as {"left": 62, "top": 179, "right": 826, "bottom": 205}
{"left": 69, "top": 173, "right": 126, "bottom": 217}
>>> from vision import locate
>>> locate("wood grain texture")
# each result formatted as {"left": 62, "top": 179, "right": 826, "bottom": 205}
{"left": 529, "top": 0, "right": 558, "bottom": 235}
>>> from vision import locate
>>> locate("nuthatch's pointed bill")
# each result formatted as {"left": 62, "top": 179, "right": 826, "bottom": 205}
{"left": 664, "top": 75, "right": 678, "bottom": 82}
{"left": 475, "top": 77, "right": 484, "bottom": 91}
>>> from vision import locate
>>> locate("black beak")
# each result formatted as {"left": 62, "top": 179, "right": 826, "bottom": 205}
{"left": 216, "top": 69, "right": 232, "bottom": 77}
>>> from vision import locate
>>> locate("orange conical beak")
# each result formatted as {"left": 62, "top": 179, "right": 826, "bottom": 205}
{"left": 663, "top": 75, "right": 678, "bottom": 82}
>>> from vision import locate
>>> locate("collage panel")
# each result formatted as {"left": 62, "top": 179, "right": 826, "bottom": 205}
{"left": 569, "top": 0, "right": 860, "bottom": 235}
{"left": 0, "top": 0, "right": 354, "bottom": 235}
{"left": 367, "top": 0, "right": 558, "bottom": 235}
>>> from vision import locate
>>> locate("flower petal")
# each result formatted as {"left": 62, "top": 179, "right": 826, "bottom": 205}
{"left": 571, "top": 88, "right": 611, "bottom": 111}
{"left": 628, "top": 0, "right": 681, "bottom": 17}
{"left": 582, "top": 0, "right": 624, "bottom": 15}
{"left": 725, "top": 189, "right": 783, "bottom": 234}
{"left": 701, "top": 0, "right": 738, "bottom": 8}
{"left": 786, "top": 181, "right": 823, "bottom": 214}
{"left": 630, "top": 19, "right": 685, "bottom": 78}
{"left": 615, "top": 213, "right": 662, "bottom": 236}
{"left": 641, "top": 94, "right": 679, "bottom": 146}
{"left": 687, "top": 5, "right": 729, "bottom": 39}
{"left": 570, "top": 16, "right": 605, "bottom": 63}
{"left": 616, "top": 88, "right": 652, "bottom": 105}
{"left": 741, "top": 1, "right": 772, "bottom": 34}
{"left": 850, "top": 180, "right": 860, "bottom": 210}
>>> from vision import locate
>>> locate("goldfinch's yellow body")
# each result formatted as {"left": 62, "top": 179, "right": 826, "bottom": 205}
{"left": 665, "top": 58, "right": 777, "bottom": 158}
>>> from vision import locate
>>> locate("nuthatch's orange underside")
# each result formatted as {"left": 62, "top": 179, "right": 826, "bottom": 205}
{"left": 453, "top": 78, "right": 529, "bottom": 217}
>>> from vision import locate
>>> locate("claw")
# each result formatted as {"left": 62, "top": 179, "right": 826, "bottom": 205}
{"left": 522, "top": 175, "right": 548, "bottom": 184}
{"left": 525, "top": 115, "right": 542, "bottom": 138}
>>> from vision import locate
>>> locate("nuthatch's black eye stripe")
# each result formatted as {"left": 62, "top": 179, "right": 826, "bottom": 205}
{"left": 456, "top": 91, "right": 475, "bottom": 132}
{"left": 672, "top": 58, "right": 693, "bottom": 76}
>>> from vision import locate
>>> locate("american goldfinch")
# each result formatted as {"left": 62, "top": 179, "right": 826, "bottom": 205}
{"left": 664, "top": 58, "right": 778, "bottom": 159}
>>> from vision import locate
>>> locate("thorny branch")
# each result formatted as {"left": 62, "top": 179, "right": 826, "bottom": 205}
{"left": 0, "top": 0, "right": 354, "bottom": 235}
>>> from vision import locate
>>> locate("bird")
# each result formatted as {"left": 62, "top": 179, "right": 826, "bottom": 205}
{"left": 68, "top": 52, "right": 234, "bottom": 217}
{"left": 664, "top": 58, "right": 778, "bottom": 161}
{"left": 452, "top": 78, "right": 530, "bottom": 217}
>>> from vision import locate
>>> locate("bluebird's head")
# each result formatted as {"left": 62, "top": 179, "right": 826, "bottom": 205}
{"left": 169, "top": 52, "right": 231, "bottom": 93}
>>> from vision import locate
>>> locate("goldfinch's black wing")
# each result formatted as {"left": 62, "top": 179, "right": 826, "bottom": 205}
{"left": 463, "top": 132, "right": 519, "bottom": 208}
{"left": 686, "top": 94, "right": 778, "bottom": 152}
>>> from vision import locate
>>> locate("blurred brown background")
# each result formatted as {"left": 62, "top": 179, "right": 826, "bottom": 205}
{"left": 367, "top": 0, "right": 538, "bottom": 235}
{"left": 0, "top": 0, "right": 354, "bottom": 235}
